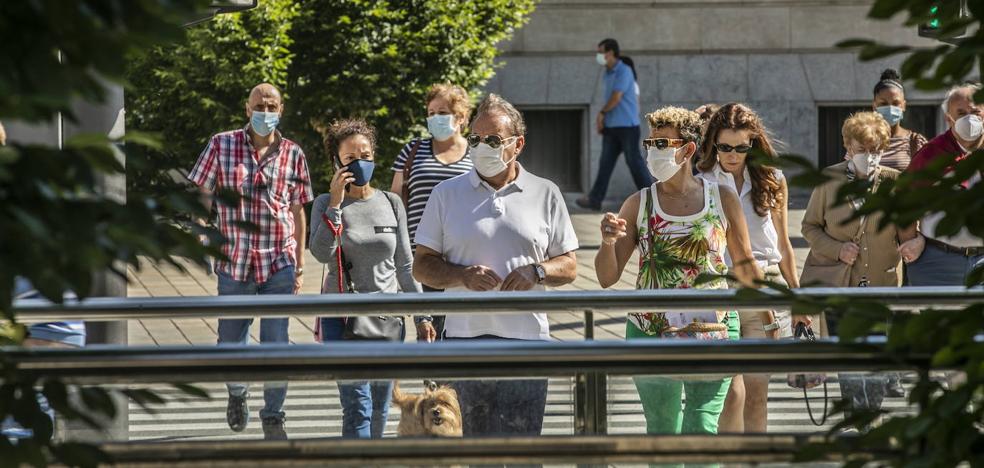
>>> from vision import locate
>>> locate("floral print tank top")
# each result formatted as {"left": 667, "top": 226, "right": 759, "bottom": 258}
{"left": 630, "top": 180, "right": 730, "bottom": 336}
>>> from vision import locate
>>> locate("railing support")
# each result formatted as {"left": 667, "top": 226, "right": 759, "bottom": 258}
{"left": 575, "top": 310, "right": 607, "bottom": 439}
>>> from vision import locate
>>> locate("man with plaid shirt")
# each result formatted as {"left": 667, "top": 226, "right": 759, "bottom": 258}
{"left": 188, "top": 83, "right": 313, "bottom": 440}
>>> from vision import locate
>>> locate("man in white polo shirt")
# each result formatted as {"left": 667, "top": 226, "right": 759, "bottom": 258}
{"left": 413, "top": 93, "right": 579, "bottom": 436}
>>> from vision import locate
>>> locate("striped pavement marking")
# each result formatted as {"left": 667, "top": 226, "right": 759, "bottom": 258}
{"left": 128, "top": 375, "right": 917, "bottom": 441}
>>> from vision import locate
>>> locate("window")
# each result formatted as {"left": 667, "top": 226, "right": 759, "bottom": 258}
{"left": 517, "top": 108, "right": 585, "bottom": 192}
{"left": 818, "top": 105, "right": 939, "bottom": 169}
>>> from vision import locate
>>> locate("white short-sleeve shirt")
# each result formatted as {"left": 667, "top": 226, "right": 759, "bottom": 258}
{"left": 414, "top": 165, "right": 580, "bottom": 340}
{"left": 698, "top": 165, "right": 783, "bottom": 268}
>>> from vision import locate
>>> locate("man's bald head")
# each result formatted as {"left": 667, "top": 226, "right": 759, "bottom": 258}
{"left": 0, "top": 121, "right": 6, "bottom": 146}
{"left": 245, "top": 83, "right": 284, "bottom": 118}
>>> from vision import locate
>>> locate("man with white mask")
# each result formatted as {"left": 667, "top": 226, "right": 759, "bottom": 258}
{"left": 413, "top": 93, "right": 579, "bottom": 436}
{"left": 898, "top": 82, "right": 984, "bottom": 286}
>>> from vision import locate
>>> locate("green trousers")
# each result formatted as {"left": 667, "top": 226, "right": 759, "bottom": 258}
{"left": 626, "top": 312, "right": 738, "bottom": 435}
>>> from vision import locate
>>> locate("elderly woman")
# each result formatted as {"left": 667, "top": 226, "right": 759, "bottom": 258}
{"left": 311, "top": 118, "right": 421, "bottom": 439}
{"left": 801, "top": 111, "right": 903, "bottom": 417}
{"left": 594, "top": 106, "right": 763, "bottom": 437}
{"left": 390, "top": 83, "right": 474, "bottom": 342}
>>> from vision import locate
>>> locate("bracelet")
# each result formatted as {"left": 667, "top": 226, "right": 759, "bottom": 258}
{"left": 763, "top": 322, "right": 780, "bottom": 331}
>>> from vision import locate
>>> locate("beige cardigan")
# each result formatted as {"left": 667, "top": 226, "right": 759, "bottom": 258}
{"left": 801, "top": 161, "right": 903, "bottom": 288}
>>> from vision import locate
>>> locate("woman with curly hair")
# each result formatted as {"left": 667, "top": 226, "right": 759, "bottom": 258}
{"left": 696, "top": 102, "right": 798, "bottom": 433}
{"left": 801, "top": 111, "right": 903, "bottom": 419}
{"left": 309, "top": 118, "right": 421, "bottom": 438}
{"left": 594, "top": 106, "right": 763, "bottom": 437}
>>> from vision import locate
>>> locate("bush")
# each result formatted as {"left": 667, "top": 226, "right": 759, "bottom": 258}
{"left": 126, "top": 0, "right": 536, "bottom": 193}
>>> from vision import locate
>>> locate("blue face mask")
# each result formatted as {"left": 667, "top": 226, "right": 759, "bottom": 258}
{"left": 876, "top": 105, "right": 904, "bottom": 127}
{"left": 250, "top": 110, "right": 280, "bottom": 136}
{"left": 427, "top": 114, "right": 457, "bottom": 141}
{"left": 346, "top": 159, "right": 375, "bottom": 186}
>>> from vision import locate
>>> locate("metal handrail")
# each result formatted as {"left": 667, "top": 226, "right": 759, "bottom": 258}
{"left": 10, "top": 286, "right": 983, "bottom": 322}
{"left": 5, "top": 338, "right": 933, "bottom": 384}
{"left": 95, "top": 434, "right": 881, "bottom": 466}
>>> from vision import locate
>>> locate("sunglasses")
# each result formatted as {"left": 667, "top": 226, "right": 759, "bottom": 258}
{"left": 715, "top": 143, "right": 753, "bottom": 154}
{"left": 643, "top": 138, "right": 686, "bottom": 150}
{"left": 467, "top": 134, "right": 517, "bottom": 149}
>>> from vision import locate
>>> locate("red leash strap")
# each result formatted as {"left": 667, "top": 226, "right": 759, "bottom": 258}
{"left": 322, "top": 213, "right": 345, "bottom": 294}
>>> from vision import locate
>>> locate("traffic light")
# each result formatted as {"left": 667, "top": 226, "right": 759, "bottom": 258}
{"left": 919, "top": 0, "right": 970, "bottom": 42}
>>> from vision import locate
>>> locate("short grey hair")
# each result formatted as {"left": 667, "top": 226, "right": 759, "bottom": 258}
{"left": 472, "top": 93, "right": 526, "bottom": 137}
{"left": 941, "top": 82, "right": 983, "bottom": 115}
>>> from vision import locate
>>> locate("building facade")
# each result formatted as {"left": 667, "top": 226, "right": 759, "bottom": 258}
{"left": 485, "top": 0, "right": 946, "bottom": 201}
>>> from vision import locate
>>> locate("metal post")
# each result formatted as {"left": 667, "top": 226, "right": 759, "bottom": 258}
{"left": 575, "top": 310, "right": 607, "bottom": 440}
{"left": 59, "top": 83, "right": 129, "bottom": 442}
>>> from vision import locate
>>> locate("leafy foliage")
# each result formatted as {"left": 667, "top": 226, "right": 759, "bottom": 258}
{"left": 783, "top": 0, "right": 984, "bottom": 465}
{"left": 126, "top": 0, "right": 536, "bottom": 196}
{"left": 0, "top": 1, "right": 220, "bottom": 465}
{"left": 125, "top": 0, "right": 300, "bottom": 194}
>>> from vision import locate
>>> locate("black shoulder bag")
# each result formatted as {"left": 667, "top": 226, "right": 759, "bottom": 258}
{"left": 339, "top": 193, "right": 405, "bottom": 341}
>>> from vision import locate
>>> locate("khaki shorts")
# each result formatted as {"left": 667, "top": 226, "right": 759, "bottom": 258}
{"left": 739, "top": 264, "right": 792, "bottom": 339}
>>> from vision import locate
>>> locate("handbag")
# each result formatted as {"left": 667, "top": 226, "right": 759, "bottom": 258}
{"left": 799, "top": 166, "right": 881, "bottom": 288}
{"left": 317, "top": 196, "right": 405, "bottom": 342}
{"left": 786, "top": 323, "right": 829, "bottom": 426}
{"left": 400, "top": 139, "right": 423, "bottom": 208}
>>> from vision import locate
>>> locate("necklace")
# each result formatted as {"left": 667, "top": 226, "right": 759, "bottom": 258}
{"left": 658, "top": 184, "right": 692, "bottom": 200}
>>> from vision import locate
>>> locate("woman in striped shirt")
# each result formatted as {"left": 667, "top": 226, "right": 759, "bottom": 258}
{"left": 390, "top": 83, "right": 474, "bottom": 341}
{"left": 871, "top": 69, "right": 927, "bottom": 171}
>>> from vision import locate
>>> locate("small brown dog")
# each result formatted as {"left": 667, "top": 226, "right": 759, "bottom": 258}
{"left": 391, "top": 381, "right": 463, "bottom": 437}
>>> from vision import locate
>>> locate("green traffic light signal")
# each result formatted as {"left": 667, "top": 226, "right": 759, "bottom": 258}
{"left": 929, "top": 5, "right": 940, "bottom": 29}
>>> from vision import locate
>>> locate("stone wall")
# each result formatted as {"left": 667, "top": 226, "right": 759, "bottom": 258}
{"left": 486, "top": 0, "right": 946, "bottom": 201}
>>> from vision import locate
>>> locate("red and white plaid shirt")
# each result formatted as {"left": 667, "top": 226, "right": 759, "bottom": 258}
{"left": 189, "top": 126, "right": 314, "bottom": 283}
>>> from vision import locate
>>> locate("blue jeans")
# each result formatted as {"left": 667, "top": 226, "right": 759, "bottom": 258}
{"left": 907, "top": 242, "right": 984, "bottom": 286}
{"left": 320, "top": 317, "right": 400, "bottom": 439}
{"left": 446, "top": 336, "right": 549, "bottom": 436}
{"left": 587, "top": 126, "right": 653, "bottom": 205}
{"left": 216, "top": 266, "right": 294, "bottom": 422}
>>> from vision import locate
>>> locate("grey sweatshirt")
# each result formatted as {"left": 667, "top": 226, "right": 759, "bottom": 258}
{"left": 309, "top": 190, "right": 421, "bottom": 296}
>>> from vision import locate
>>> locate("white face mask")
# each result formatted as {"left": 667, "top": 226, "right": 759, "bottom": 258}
{"left": 954, "top": 114, "right": 984, "bottom": 142}
{"left": 472, "top": 139, "right": 517, "bottom": 178}
{"left": 595, "top": 53, "right": 606, "bottom": 66}
{"left": 647, "top": 147, "right": 685, "bottom": 181}
{"left": 850, "top": 151, "right": 882, "bottom": 177}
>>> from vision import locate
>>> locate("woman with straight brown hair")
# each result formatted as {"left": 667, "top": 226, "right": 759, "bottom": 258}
{"left": 697, "top": 103, "right": 799, "bottom": 434}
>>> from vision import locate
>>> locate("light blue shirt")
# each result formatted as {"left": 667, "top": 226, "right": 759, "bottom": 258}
{"left": 603, "top": 60, "right": 640, "bottom": 128}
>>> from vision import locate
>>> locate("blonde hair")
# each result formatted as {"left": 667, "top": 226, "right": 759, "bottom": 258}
{"left": 426, "top": 83, "right": 473, "bottom": 125}
{"left": 646, "top": 106, "right": 703, "bottom": 143}
{"left": 842, "top": 111, "right": 891, "bottom": 152}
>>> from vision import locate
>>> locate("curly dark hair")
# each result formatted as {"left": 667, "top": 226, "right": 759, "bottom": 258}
{"left": 697, "top": 103, "right": 783, "bottom": 218}
{"left": 321, "top": 118, "right": 376, "bottom": 164}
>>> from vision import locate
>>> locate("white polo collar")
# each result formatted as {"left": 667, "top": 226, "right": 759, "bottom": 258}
{"left": 468, "top": 163, "right": 528, "bottom": 192}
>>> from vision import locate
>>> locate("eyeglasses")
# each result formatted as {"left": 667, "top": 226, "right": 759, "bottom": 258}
{"left": 467, "top": 134, "right": 517, "bottom": 149}
{"left": 643, "top": 138, "right": 686, "bottom": 150}
{"left": 715, "top": 143, "right": 753, "bottom": 154}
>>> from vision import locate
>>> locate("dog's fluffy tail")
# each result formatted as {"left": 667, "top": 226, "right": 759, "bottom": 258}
{"left": 391, "top": 381, "right": 410, "bottom": 406}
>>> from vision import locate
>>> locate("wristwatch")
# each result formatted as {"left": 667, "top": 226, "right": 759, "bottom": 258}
{"left": 533, "top": 264, "right": 547, "bottom": 284}
{"left": 295, "top": 267, "right": 304, "bottom": 277}
{"left": 763, "top": 321, "right": 780, "bottom": 331}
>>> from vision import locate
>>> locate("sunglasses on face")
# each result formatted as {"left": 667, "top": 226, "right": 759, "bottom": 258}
{"left": 715, "top": 143, "right": 753, "bottom": 154}
{"left": 643, "top": 138, "right": 685, "bottom": 150}
{"left": 467, "top": 134, "right": 517, "bottom": 149}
